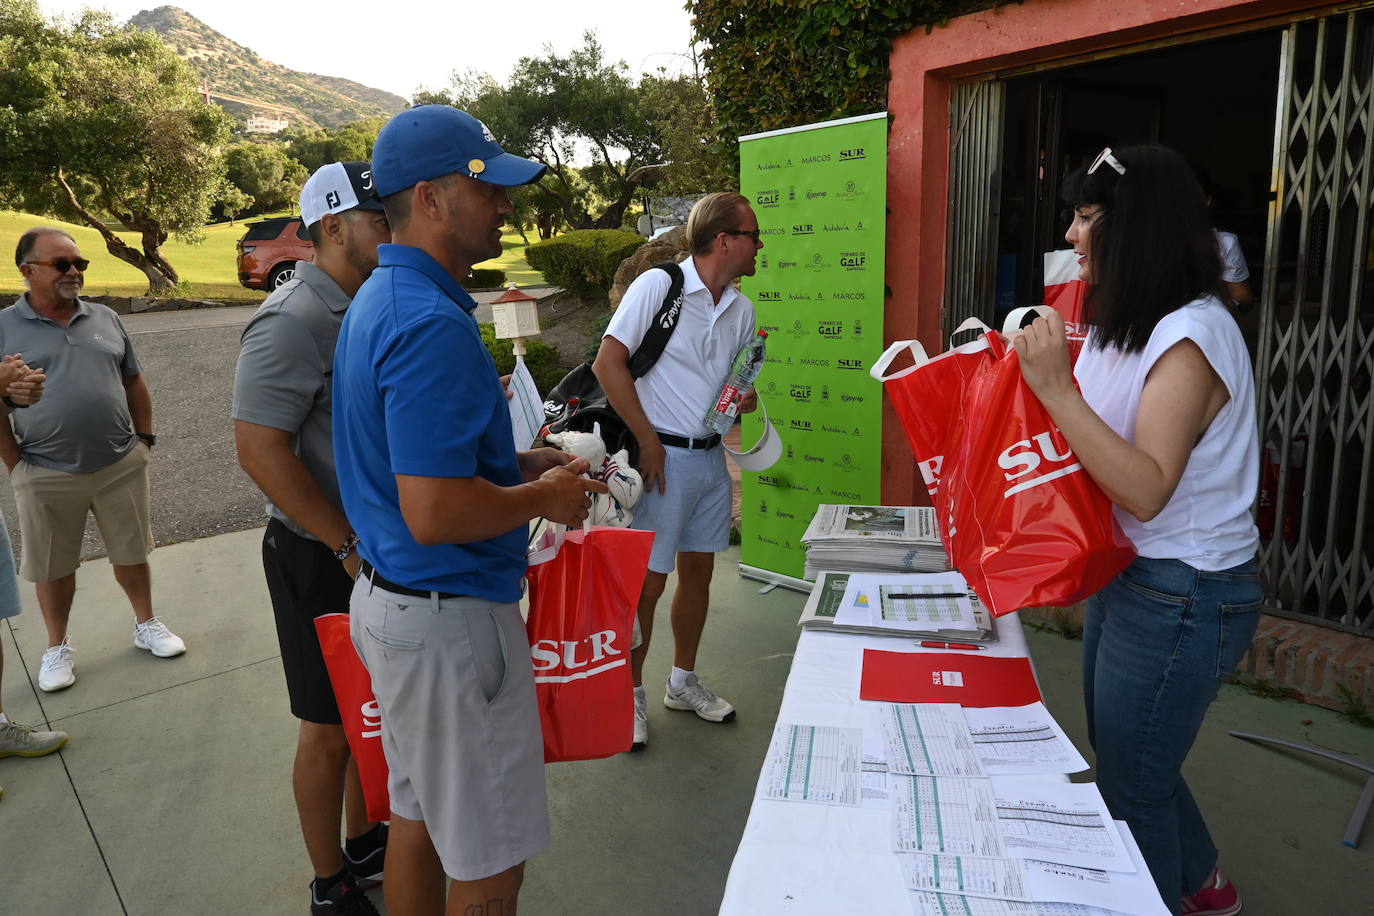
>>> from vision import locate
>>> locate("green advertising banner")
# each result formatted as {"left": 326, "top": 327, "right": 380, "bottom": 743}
{"left": 737, "top": 113, "right": 888, "bottom": 583}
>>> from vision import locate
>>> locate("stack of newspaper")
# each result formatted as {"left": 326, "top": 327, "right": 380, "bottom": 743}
{"left": 797, "top": 569, "right": 994, "bottom": 642}
{"left": 801, "top": 505, "right": 949, "bottom": 579}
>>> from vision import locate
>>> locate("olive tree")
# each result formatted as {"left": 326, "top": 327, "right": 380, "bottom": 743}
{"left": 0, "top": 1, "right": 230, "bottom": 293}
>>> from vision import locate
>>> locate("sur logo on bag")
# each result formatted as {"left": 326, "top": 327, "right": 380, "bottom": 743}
{"left": 529, "top": 629, "right": 625, "bottom": 683}
{"left": 998, "top": 430, "right": 1082, "bottom": 498}
{"left": 360, "top": 699, "right": 382, "bottom": 739}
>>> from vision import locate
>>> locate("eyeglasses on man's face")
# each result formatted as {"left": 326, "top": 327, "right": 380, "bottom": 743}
{"left": 25, "top": 257, "right": 90, "bottom": 274}
{"left": 1088, "top": 147, "right": 1125, "bottom": 176}
{"left": 723, "top": 229, "right": 762, "bottom": 243}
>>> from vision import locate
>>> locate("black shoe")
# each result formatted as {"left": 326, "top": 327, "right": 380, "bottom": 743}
{"left": 310, "top": 875, "right": 380, "bottom": 915}
{"left": 343, "top": 823, "right": 387, "bottom": 890}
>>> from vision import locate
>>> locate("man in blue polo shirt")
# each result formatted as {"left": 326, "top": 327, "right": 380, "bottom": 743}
{"left": 333, "top": 105, "right": 605, "bottom": 916}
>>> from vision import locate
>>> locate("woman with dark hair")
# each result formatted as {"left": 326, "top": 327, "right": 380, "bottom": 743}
{"left": 1014, "top": 145, "right": 1260, "bottom": 916}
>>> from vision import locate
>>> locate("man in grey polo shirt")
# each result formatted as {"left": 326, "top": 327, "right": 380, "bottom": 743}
{"left": 234, "top": 162, "right": 390, "bottom": 915}
{"left": 1, "top": 227, "right": 184, "bottom": 696}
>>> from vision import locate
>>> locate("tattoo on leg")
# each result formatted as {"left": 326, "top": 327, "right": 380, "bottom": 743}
{"left": 465, "top": 897, "right": 516, "bottom": 916}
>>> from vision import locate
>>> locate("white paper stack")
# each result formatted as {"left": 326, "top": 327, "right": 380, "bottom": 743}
{"left": 801, "top": 505, "right": 950, "bottom": 578}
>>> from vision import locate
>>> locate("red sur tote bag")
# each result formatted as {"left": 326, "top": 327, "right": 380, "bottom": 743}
{"left": 872, "top": 310, "right": 1133, "bottom": 616}
{"left": 314, "top": 613, "right": 391, "bottom": 823}
{"left": 525, "top": 523, "right": 653, "bottom": 763}
{"left": 943, "top": 327, "right": 1135, "bottom": 615}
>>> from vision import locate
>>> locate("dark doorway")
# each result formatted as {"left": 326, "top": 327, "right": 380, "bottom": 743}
{"left": 995, "top": 30, "right": 1283, "bottom": 324}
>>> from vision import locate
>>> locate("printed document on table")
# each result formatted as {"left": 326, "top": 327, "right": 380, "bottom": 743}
{"left": 506, "top": 357, "right": 544, "bottom": 451}
{"left": 891, "top": 776, "right": 1005, "bottom": 857}
{"left": 908, "top": 892, "right": 1136, "bottom": 916}
{"left": 991, "top": 777, "right": 1133, "bottom": 872}
{"left": 861, "top": 709, "right": 890, "bottom": 806}
{"left": 881, "top": 703, "right": 986, "bottom": 777}
{"left": 759, "top": 723, "right": 862, "bottom": 806}
{"left": 899, "top": 824, "right": 1169, "bottom": 915}
{"left": 963, "top": 703, "right": 1090, "bottom": 775}
{"left": 839, "top": 572, "right": 978, "bottom": 632}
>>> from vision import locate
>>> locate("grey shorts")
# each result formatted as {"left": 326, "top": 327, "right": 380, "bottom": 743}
{"left": 349, "top": 576, "right": 548, "bottom": 881}
{"left": 631, "top": 443, "right": 732, "bottom": 574}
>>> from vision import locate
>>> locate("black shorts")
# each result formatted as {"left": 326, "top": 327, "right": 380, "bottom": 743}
{"left": 262, "top": 518, "right": 353, "bottom": 724}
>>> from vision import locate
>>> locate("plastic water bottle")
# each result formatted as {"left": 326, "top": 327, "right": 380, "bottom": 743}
{"left": 703, "top": 331, "right": 768, "bottom": 434}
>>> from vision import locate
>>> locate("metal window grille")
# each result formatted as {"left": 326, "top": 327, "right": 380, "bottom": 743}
{"left": 1256, "top": 9, "right": 1374, "bottom": 633}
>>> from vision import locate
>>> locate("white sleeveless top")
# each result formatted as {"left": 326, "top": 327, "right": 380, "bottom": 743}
{"left": 1073, "top": 296, "right": 1260, "bottom": 570}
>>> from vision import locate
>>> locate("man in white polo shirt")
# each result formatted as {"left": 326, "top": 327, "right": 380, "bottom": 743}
{"left": 593, "top": 191, "right": 761, "bottom": 750}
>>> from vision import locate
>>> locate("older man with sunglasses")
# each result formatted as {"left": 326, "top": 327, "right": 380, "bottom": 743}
{"left": 1, "top": 228, "right": 185, "bottom": 697}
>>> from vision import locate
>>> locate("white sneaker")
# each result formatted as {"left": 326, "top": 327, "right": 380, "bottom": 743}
{"left": 133, "top": 617, "right": 186, "bottom": 658}
{"left": 664, "top": 674, "right": 736, "bottom": 723}
{"left": 632, "top": 688, "right": 648, "bottom": 750}
{"left": 38, "top": 638, "right": 75, "bottom": 692}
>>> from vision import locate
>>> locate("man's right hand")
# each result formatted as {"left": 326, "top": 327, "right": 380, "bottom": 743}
{"left": 538, "top": 457, "right": 609, "bottom": 527}
{"left": 637, "top": 440, "right": 667, "bottom": 495}
{"left": 8, "top": 365, "right": 45, "bottom": 406}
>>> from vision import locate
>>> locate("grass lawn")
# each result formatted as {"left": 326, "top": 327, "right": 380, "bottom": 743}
{"left": 475, "top": 229, "right": 543, "bottom": 286}
{"left": 0, "top": 210, "right": 542, "bottom": 298}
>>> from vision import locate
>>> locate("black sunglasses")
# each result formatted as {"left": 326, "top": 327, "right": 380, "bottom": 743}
{"left": 723, "top": 229, "right": 762, "bottom": 243}
{"left": 26, "top": 257, "right": 90, "bottom": 273}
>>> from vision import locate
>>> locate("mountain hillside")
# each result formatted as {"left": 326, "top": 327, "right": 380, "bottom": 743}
{"left": 129, "top": 6, "right": 407, "bottom": 130}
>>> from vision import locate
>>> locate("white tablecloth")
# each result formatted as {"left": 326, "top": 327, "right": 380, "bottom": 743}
{"left": 719, "top": 615, "right": 1035, "bottom": 914}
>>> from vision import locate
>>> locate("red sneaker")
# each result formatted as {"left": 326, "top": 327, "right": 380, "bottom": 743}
{"left": 1181, "top": 867, "right": 1242, "bottom": 916}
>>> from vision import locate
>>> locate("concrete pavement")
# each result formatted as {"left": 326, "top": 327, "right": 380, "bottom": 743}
{"left": 0, "top": 530, "right": 1371, "bottom": 915}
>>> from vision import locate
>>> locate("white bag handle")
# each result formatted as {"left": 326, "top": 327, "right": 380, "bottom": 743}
{"left": 869, "top": 339, "right": 930, "bottom": 381}
{"left": 1001, "top": 305, "right": 1058, "bottom": 337}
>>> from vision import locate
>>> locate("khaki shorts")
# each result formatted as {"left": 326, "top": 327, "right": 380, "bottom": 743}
{"left": 12, "top": 445, "right": 154, "bottom": 582}
{"left": 349, "top": 576, "right": 548, "bottom": 881}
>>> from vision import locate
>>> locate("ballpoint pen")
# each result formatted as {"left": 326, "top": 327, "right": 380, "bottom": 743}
{"left": 885, "top": 592, "right": 968, "bottom": 599}
{"left": 919, "top": 641, "right": 985, "bottom": 650}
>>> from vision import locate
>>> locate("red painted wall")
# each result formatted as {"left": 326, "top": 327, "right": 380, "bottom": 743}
{"left": 880, "top": 0, "right": 1332, "bottom": 506}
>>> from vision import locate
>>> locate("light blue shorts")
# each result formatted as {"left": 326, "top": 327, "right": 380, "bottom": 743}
{"left": 0, "top": 519, "right": 21, "bottom": 619}
{"left": 632, "top": 444, "right": 732, "bottom": 574}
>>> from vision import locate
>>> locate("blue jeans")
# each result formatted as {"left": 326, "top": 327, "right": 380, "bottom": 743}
{"left": 1083, "top": 555, "right": 1261, "bottom": 914}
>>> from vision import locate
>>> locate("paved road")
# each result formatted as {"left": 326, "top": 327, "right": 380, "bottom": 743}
{"left": 0, "top": 305, "right": 268, "bottom": 561}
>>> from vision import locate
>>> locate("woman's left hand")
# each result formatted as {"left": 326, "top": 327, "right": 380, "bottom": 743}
{"left": 1012, "top": 311, "right": 1076, "bottom": 406}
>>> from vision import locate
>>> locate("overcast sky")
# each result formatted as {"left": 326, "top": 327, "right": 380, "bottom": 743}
{"left": 37, "top": 1, "right": 698, "bottom": 99}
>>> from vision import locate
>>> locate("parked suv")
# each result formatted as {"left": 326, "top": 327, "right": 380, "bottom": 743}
{"left": 236, "top": 217, "right": 314, "bottom": 291}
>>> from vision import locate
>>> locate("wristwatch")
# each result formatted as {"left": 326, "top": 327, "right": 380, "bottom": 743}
{"left": 137, "top": 433, "right": 157, "bottom": 447}
{"left": 3, "top": 396, "right": 28, "bottom": 410}
{"left": 334, "top": 533, "right": 360, "bottom": 562}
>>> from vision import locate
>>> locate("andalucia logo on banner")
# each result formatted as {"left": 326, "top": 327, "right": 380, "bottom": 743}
{"left": 738, "top": 113, "right": 887, "bottom": 579}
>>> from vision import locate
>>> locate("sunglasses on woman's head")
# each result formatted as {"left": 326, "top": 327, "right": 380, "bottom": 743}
{"left": 1088, "top": 147, "right": 1125, "bottom": 176}
{"left": 25, "top": 257, "right": 90, "bottom": 273}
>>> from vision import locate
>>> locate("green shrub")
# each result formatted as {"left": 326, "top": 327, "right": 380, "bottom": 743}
{"left": 479, "top": 323, "right": 567, "bottom": 395}
{"left": 524, "top": 230, "right": 644, "bottom": 302}
{"left": 582, "top": 311, "right": 614, "bottom": 363}
{"left": 468, "top": 268, "right": 506, "bottom": 288}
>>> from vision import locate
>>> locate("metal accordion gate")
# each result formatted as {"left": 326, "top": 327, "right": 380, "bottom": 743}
{"left": 1256, "top": 7, "right": 1374, "bottom": 634}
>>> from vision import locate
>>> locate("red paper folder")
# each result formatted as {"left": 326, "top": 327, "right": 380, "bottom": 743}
{"left": 860, "top": 649, "right": 1043, "bottom": 706}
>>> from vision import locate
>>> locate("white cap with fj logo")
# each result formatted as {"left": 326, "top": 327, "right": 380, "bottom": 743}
{"left": 299, "top": 161, "right": 385, "bottom": 228}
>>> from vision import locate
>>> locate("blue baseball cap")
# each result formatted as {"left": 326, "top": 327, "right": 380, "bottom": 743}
{"left": 372, "top": 105, "right": 547, "bottom": 197}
